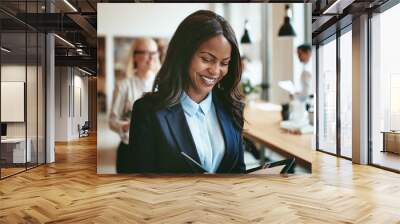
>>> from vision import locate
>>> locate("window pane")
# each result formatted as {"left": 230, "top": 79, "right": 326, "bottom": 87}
{"left": 27, "top": 31, "right": 38, "bottom": 169}
{"left": 38, "top": 32, "right": 45, "bottom": 165}
{"left": 1, "top": 30, "right": 27, "bottom": 178}
{"left": 318, "top": 37, "right": 337, "bottom": 154}
{"left": 26, "top": 0, "right": 40, "bottom": 170}
{"left": 340, "top": 30, "right": 352, "bottom": 158}
{"left": 371, "top": 3, "right": 400, "bottom": 171}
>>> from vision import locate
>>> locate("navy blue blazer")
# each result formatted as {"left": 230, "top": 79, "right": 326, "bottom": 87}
{"left": 128, "top": 94, "right": 246, "bottom": 173}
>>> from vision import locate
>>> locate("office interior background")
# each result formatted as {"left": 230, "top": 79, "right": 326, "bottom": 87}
{"left": 1, "top": 0, "right": 400, "bottom": 222}
{"left": 0, "top": 0, "right": 97, "bottom": 179}
{"left": 96, "top": 3, "right": 313, "bottom": 174}
{"left": 313, "top": 0, "right": 400, "bottom": 172}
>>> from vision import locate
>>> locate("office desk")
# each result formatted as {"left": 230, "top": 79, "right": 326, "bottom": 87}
{"left": 1, "top": 138, "right": 31, "bottom": 164}
{"left": 243, "top": 102, "right": 313, "bottom": 170}
{"left": 381, "top": 131, "right": 400, "bottom": 154}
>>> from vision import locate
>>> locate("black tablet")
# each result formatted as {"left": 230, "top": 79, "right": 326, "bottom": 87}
{"left": 245, "top": 158, "right": 296, "bottom": 174}
{"left": 180, "top": 151, "right": 208, "bottom": 173}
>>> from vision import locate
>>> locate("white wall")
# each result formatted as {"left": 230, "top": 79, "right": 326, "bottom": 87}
{"left": 1, "top": 65, "right": 26, "bottom": 139}
{"left": 55, "top": 67, "right": 68, "bottom": 141}
{"left": 97, "top": 3, "right": 212, "bottom": 37}
{"left": 227, "top": 3, "right": 262, "bottom": 60}
{"left": 1, "top": 65, "right": 34, "bottom": 137}
{"left": 267, "top": 4, "right": 310, "bottom": 105}
{"left": 292, "top": 3, "right": 307, "bottom": 90}
{"left": 1, "top": 64, "right": 46, "bottom": 163}
{"left": 46, "top": 5, "right": 56, "bottom": 164}
{"left": 1, "top": 65, "right": 26, "bottom": 81}
{"left": 269, "top": 4, "right": 294, "bottom": 104}
{"left": 80, "top": 75, "right": 89, "bottom": 123}
{"left": 72, "top": 74, "right": 89, "bottom": 138}
{"left": 54, "top": 67, "right": 89, "bottom": 141}
{"left": 227, "top": 4, "right": 263, "bottom": 87}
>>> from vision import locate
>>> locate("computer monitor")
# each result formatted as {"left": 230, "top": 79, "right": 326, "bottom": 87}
{"left": 1, "top": 123, "right": 7, "bottom": 137}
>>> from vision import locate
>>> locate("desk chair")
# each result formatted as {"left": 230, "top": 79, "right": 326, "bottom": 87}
{"left": 78, "top": 121, "right": 90, "bottom": 138}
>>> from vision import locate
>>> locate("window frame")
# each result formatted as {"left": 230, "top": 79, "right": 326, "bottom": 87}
{"left": 315, "top": 23, "right": 353, "bottom": 161}
{"left": 368, "top": 0, "right": 400, "bottom": 173}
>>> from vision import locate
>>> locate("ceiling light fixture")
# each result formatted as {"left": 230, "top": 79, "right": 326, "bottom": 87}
{"left": 1, "top": 47, "right": 11, "bottom": 53}
{"left": 322, "top": 0, "right": 353, "bottom": 15}
{"left": 76, "top": 48, "right": 86, "bottom": 56}
{"left": 63, "top": 0, "right": 78, "bottom": 12}
{"left": 278, "top": 5, "right": 296, "bottom": 37}
{"left": 54, "top": 34, "right": 75, "bottom": 48}
{"left": 78, "top": 67, "right": 93, "bottom": 76}
{"left": 240, "top": 19, "right": 252, "bottom": 44}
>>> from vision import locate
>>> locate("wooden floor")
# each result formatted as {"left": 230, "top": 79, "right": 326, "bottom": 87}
{"left": 1, "top": 167, "right": 26, "bottom": 178}
{"left": 1, "top": 163, "right": 44, "bottom": 178}
{"left": 1, "top": 135, "right": 400, "bottom": 223}
{"left": 372, "top": 151, "right": 400, "bottom": 171}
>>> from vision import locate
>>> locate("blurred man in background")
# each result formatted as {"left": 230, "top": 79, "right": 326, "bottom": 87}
{"left": 295, "top": 44, "right": 312, "bottom": 101}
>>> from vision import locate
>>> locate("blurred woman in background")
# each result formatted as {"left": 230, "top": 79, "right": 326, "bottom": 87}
{"left": 109, "top": 37, "right": 160, "bottom": 173}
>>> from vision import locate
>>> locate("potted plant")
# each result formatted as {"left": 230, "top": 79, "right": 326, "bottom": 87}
{"left": 240, "top": 79, "right": 261, "bottom": 105}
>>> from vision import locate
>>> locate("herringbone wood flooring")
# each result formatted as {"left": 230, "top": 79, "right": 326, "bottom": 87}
{"left": 1, "top": 135, "right": 400, "bottom": 223}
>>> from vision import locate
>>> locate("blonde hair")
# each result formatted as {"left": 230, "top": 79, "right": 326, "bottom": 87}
{"left": 125, "top": 38, "right": 159, "bottom": 78}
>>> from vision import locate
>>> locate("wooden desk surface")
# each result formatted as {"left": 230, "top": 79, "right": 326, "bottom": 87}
{"left": 243, "top": 102, "right": 314, "bottom": 168}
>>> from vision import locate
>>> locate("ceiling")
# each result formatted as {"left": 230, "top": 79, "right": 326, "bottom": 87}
{"left": 312, "top": 0, "right": 391, "bottom": 44}
{"left": 0, "top": 0, "right": 99, "bottom": 74}
{"left": 1, "top": 0, "right": 397, "bottom": 74}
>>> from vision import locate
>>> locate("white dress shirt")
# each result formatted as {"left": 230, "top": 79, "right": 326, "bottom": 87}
{"left": 109, "top": 72, "right": 156, "bottom": 144}
{"left": 180, "top": 92, "right": 225, "bottom": 173}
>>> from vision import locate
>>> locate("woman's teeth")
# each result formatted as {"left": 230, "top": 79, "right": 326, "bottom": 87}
{"left": 200, "top": 75, "right": 217, "bottom": 85}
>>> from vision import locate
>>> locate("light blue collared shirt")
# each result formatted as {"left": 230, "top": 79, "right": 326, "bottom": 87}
{"left": 180, "top": 92, "right": 225, "bottom": 173}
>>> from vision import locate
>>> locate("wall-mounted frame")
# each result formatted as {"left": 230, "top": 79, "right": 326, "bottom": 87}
{"left": 1, "top": 81, "right": 25, "bottom": 122}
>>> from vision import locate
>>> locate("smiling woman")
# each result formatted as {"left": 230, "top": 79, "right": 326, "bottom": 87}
{"left": 188, "top": 35, "right": 232, "bottom": 103}
{"left": 127, "top": 10, "right": 245, "bottom": 174}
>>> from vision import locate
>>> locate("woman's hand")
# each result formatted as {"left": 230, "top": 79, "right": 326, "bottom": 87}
{"left": 121, "top": 121, "right": 130, "bottom": 133}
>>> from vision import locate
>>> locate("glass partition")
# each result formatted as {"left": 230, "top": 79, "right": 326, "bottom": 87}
{"left": 27, "top": 30, "right": 38, "bottom": 169}
{"left": 317, "top": 37, "right": 337, "bottom": 155}
{"left": 339, "top": 29, "right": 352, "bottom": 158}
{"left": 38, "top": 32, "right": 45, "bottom": 165}
{"left": 1, "top": 30, "right": 28, "bottom": 177}
{"left": 0, "top": 1, "right": 46, "bottom": 179}
{"left": 371, "top": 3, "right": 400, "bottom": 171}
